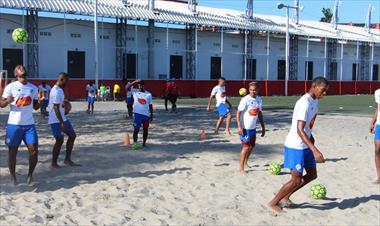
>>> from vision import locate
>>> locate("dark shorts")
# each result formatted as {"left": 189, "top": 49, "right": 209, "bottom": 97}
{"left": 240, "top": 129, "right": 256, "bottom": 146}
{"left": 50, "top": 120, "right": 75, "bottom": 138}
{"left": 168, "top": 94, "right": 178, "bottom": 104}
{"left": 133, "top": 113, "right": 150, "bottom": 129}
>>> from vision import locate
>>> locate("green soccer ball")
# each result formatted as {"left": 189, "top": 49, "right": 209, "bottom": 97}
{"left": 310, "top": 184, "right": 327, "bottom": 199}
{"left": 12, "top": 28, "right": 28, "bottom": 44}
{"left": 268, "top": 162, "right": 282, "bottom": 175}
{"left": 131, "top": 142, "right": 142, "bottom": 150}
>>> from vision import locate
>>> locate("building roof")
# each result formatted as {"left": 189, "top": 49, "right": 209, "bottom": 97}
{"left": 1, "top": 0, "right": 379, "bottom": 43}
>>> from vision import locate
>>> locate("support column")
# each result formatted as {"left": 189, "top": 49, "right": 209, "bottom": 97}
{"left": 359, "top": 42, "right": 370, "bottom": 80}
{"left": 26, "top": 9, "right": 38, "bottom": 78}
{"left": 289, "top": 35, "right": 298, "bottom": 80}
{"left": 116, "top": 17, "right": 127, "bottom": 79}
{"left": 148, "top": 19, "right": 155, "bottom": 79}
{"left": 185, "top": 24, "right": 196, "bottom": 80}
{"left": 327, "top": 38, "right": 337, "bottom": 80}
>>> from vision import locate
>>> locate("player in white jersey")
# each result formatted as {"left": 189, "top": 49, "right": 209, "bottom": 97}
{"left": 267, "top": 76, "right": 328, "bottom": 213}
{"left": 126, "top": 80, "right": 153, "bottom": 147}
{"left": 48, "top": 73, "right": 77, "bottom": 168}
{"left": 236, "top": 82, "right": 265, "bottom": 174}
{"left": 0, "top": 65, "right": 44, "bottom": 185}
{"left": 369, "top": 89, "right": 380, "bottom": 184}
{"left": 86, "top": 81, "right": 97, "bottom": 114}
{"left": 207, "top": 77, "right": 233, "bottom": 135}
{"left": 38, "top": 81, "right": 51, "bottom": 116}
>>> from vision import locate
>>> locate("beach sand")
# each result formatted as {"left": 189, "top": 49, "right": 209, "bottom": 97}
{"left": 0, "top": 101, "right": 379, "bottom": 225}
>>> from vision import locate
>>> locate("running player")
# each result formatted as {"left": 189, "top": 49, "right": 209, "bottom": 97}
{"left": 369, "top": 88, "right": 380, "bottom": 184}
{"left": 0, "top": 65, "right": 44, "bottom": 185}
{"left": 207, "top": 77, "right": 232, "bottom": 135}
{"left": 38, "top": 81, "right": 51, "bottom": 116}
{"left": 49, "top": 72, "right": 77, "bottom": 168}
{"left": 236, "top": 82, "right": 265, "bottom": 174}
{"left": 86, "top": 81, "right": 97, "bottom": 114}
{"left": 267, "top": 76, "right": 329, "bottom": 213}
{"left": 126, "top": 80, "right": 153, "bottom": 147}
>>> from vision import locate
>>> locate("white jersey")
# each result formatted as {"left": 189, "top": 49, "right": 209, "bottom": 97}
{"left": 38, "top": 84, "right": 51, "bottom": 100}
{"left": 86, "top": 84, "right": 97, "bottom": 97}
{"left": 238, "top": 95, "right": 263, "bottom": 130}
{"left": 284, "top": 93, "right": 318, "bottom": 150}
{"left": 2, "top": 81, "right": 38, "bottom": 125}
{"left": 132, "top": 89, "right": 153, "bottom": 117}
{"left": 375, "top": 89, "right": 380, "bottom": 125}
{"left": 210, "top": 85, "right": 227, "bottom": 107}
{"left": 48, "top": 85, "right": 67, "bottom": 124}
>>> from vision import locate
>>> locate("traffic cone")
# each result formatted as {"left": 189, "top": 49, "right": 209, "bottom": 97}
{"left": 200, "top": 129, "right": 206, "bottom": 140}
{"left": 124, "top": 133, "right": 131, "bottom": 145}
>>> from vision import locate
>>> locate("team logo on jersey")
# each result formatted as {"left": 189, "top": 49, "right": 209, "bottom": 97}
{"left": 137, "top": 98, "right": 147, "bottom": 104}
{"left": 248, "top": 108, "right": 259, "bottom": 116}
{"left": 295, "top": 164, "right": 302, "bottom": 171}
{"left": 220, "top": 92, "right": 226, "bottom": 98}
{"left": 15, "top": 96, "right": 32, "bottom": 107}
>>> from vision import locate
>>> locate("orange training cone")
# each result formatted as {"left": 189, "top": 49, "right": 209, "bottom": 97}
{"left": 124, "top": 133, "right": 131, "bottom": 145}
{"left": 200, "top": 129, "right": 206, "bottom": 140}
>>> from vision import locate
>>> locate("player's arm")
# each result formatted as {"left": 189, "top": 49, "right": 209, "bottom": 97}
{"left": 54, "top": 103, "right": 66, "bottom": 129}
{"left": 258, "top": 111, "right": 265, "bottom": 137}
{"left": 207, "top": 96, "right": 214, "bottom": 111}
{"left": 370, "top": 107, "right": 378, "bottom": 133}
{"left": 149, "top": 104, "right": 153, "bottom": 122}
{"left": 236, "top": 110, "right": 243, "bottom": 135}
{"left": 33, "top": 89, "right": 45, "bottom": 110}
{"left": 0, "top": 85, "right": 14, "bottom": 108}
{"left": 297, "top": 120, "right": 324, "bottom": 163}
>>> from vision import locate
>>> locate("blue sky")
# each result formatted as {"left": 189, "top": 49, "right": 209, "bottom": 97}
{"left": 200, "top": 0, "right": 380, "bottom": 23}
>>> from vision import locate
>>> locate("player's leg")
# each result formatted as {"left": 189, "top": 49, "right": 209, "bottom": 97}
{"left": 225, "top": 112, "right": 232, "bottom": 135}
{"left": 51, "top": 123, "right": 64, "bottom": 168}
{"left": 87, "top": 97, "right": 91, "bottom": 113}
{"left": 215, "top": 116, "right": 224, "bottom": 134}
{"left": 267, "top": 170, "right": 303, "bottom": 213}
{"left": 62, "top": 121, "right": 77, "bottom": 165}
{"left": 5, "top": 125, "right": 23, "bottom": 185}
{"left": 239, "top": 143, "right": 250, "bottom": 173}
{"left": 374, "top": 139, "right": 380, "bottom": 184}
{"left": 142, "top": 117, "right": 150, "bottom": 147}
{"left": 164, "top": 97, "right": 168, "bottom": 111}
{"left": 133, "top": 113, "right": 142, "bottom": 143}
{"left": 24, "top": 125, "right": 39, "bottom": 184}
{"left": 245, "top": 133, "right": 256, "bottom": 169}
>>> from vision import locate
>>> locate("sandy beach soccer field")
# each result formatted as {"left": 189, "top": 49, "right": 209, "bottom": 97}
{"left": 0, "top": 101, "right": 379, "bottom": 225}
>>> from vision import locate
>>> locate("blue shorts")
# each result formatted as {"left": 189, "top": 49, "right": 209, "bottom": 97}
{"left": 240, "top": 129, "right": 256, "bottom": 146}
{"left": 375, "top": 125, "right": 380, "bottom": 140}
{"left": 217, "top": 103, "right": 230, "bottom": 117}
{"left": 87, "top": 96, "right": 96, "bottom": 105}
{"left": 284, "top": 146, "right": 316, "bottom": 173}
{"left": 5, "top": 124, "right": 38, "bottom": 147}
{"left": 50, "top": 120, "right": 75, "bottom": 138}
{"left": 133, "top": 113, "right": 150, "bottom": 129}
{"left": 41, "top": 99, "right": 49, "bottom": 108}
{"left": 126, "top": 97, "right": 134, "bottom": 105}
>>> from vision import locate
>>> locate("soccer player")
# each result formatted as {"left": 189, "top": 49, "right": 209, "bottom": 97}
{"left": 236, "top": 82, "right": 265, "bottom": 174}
{"left": 48, "top": 72, "right": 77, "bottom": 168}
{"left": 207, "top": 77, "right": 232, "bottom": 135}
{"left": 126, "top": 80, "right": 153, "bottom": 147}
{"left": 267, "top": 76, "right": 329, "bottom": 213}
{"left": 167, "top": 78, "right": 180, "bottom": 113}
{"left": 163, "top": 79, "right": 171, "bottom": 111}
{"left": 86, "top": 81, "right": 97, "bottom": 114}
{"left": 38, "top": 81, "right": 51, "bottom": 116}
{"left": 0, "top": 65, "right": 44, "bottom": 185}
{"left": 369, "top": 89, "right": 380, "bottom": 184}
{"left": 125, "top": 80, "right": 135, "bottom": 119}
{"left": 113, "top": 83, "right": 120, "bottom": 101}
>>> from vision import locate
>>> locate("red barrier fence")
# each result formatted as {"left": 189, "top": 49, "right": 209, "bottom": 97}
{"left": 3, "top": 80, "right": 378, "bottom": 100}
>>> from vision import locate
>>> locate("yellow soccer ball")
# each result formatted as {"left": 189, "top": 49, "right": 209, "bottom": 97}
{"left": 239, "top": 88, "right": 247, "bottom": 96}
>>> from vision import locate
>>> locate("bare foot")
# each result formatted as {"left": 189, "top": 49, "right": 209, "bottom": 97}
{"left": 50, "top": 164, "right": 61, "bottom": 169}
{"left": 64, "top": 160, "right": 81, "bottom": 166}
{"left": 214, "top": 130, "right": 219, "bottom": 135}
{"left": 244, "top": 163, "right": 252, "bottom": 169}
{"left": 266, "top": 203, "right": 284, "bottom": 213}
{"left": 279, "top": 198, "right": 294, "bottom": 207}
{"left": 239, "top": 169, "right": 246, "bottom": 175}
{"left": 11, "top": 175, "right": 17, "bottom": 186}
{"left": 26, "top": 175, "right": 33, "bottom": 184}
{"left": 224, "top": 130, "right": 232, "bottom": 135}
{"left": 372, "top": 178, "right": 380, "bottom": 184}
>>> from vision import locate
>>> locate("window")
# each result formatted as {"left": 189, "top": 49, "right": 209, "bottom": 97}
{"left": 305, "top": 61, "right": 313, "bottom": 80}
{"left": 172, "top": 40, "right": 180, "bottom": 44}
{"left": 70, "top": 33, "right": 81, "bottom": 38}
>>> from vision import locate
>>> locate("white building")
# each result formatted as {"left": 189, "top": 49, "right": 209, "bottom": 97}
{"left": 0, "top": 0, "right": 379, "bottom": 82}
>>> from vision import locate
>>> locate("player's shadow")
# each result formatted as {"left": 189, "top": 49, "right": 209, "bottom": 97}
{"left": 295, "top": 194, "right": 380, "bottom": 210}
{"left": 324, "top": 157, "right": 348, "bottom": 162}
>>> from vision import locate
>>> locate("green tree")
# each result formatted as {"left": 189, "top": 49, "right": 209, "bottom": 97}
{"left": 320, "top": 8, "right": 333, "bottom": 23}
